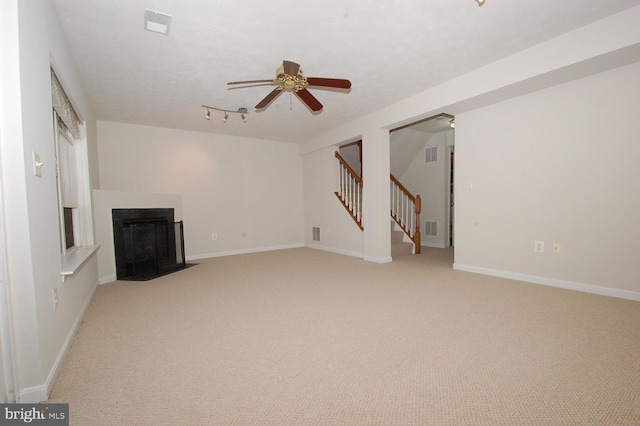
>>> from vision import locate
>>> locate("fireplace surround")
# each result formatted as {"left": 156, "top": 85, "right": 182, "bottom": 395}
{"left": 112, "top": 208, "right": 185, "bottom": 281}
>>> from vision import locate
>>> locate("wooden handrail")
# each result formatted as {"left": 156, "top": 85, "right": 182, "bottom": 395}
{"left": 334, "top": 151, "right": 363, "bottom": 185}
{"left": 390, "top": 173, "right": 421, "bottom": 254}
{"left": 390, "top": 174, "right": 416, "bottom": 203}
{"left": 335, "top": 151, "right": 364, "bottom": 230}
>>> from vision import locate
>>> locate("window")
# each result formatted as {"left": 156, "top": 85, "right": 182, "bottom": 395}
{"left": 51, "top": 69, "right": 95, "bottom": 273}
{"left": 54, "top": 116, "right": 80, "bottom": 252}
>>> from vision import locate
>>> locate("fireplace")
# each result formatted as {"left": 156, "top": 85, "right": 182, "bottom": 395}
{"left": 112, "top": 208, "right": 185, "bottom": 281}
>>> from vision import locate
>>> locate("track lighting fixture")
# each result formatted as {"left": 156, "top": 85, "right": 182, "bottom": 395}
{"left": 476, "top": 0, "right": 486, "bottom": 6}
{"left": 201, "top": 105, "right": 248, "bottom": 123}
{"left": 449, "top": 118, "right": 455, "bottom": 129}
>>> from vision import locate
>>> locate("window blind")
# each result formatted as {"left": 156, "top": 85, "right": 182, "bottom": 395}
{"left": 51, "top": 69, "right": 82, "bottom": 139}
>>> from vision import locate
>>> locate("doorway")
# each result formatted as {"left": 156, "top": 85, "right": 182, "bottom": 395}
{"left": 389, "top": 113, "right": 455, "bottom": 254}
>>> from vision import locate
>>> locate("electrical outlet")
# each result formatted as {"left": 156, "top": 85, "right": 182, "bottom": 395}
{"left": 534, "top": 241, "right": 544, "bottom": 253}
{"left": 211, "top": 233, "right": 218, "bottom": 240}
{"left": 52, "top": 288, "right": 58, "bottom": 310}
{"left": 552, "top": 242, "right": 561, "bottom": 254}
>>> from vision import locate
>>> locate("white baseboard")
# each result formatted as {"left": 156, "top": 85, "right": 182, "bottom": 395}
{"left": 422, "top": 242, "right": 447, "bottom": 248}
{"left": 364, "top": 255, "right": 393, "bottom": 264}
{"left": 187, "top": 243, "right": 305, "bottom": 261}
{"left": 305, "top": 244, "right": 363, "bottom": 259}
{"left": 99, "top": 274, "right": 116, "bottom": 285}
{"left": 305, "top": 244, "right": 391, "bottom": 263}
{"left": 41, "top": 278, "right": 99, "bottom": 401}
{"left": 17, "top": 385, "right": 48, "bottom": 404}
{"left": 453, "top": 263, "right": 640, "bottom": 302}
{"left": 18, "top": 279, "right": 99, "bottom": 403}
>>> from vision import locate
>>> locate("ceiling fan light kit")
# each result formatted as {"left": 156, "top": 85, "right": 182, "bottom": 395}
{"left": 227, "top": 60, "right": 351, "bottom": 113}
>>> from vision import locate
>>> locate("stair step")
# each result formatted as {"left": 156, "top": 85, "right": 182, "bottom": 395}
{"left": 391, "top": 220, "right": 413, "bottom": 257}
{"left": 391, "top": 229, "right": 405, "bottom": 243}
{"left": 391, "top": 241, "right": 414, "bottom": 257}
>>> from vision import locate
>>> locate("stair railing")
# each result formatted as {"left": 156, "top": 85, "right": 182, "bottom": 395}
{"left": 390, "top": 174, "right": 421, "bottom": 254}
{"left": 335, "top": 151, "right": 364, "bottom": 230}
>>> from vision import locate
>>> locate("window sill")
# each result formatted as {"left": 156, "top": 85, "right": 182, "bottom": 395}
{"left": 61, "top": 245, "right": 100, "bottom": 276}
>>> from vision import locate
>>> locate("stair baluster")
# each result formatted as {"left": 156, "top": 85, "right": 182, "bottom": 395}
{"left": 390, "top": 174, "right": 421, "bottom": 254}
{"left": 335, "top": 151, "right": 364, "bottom": 230}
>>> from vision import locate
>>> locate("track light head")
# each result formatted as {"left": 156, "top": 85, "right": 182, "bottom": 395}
{"left": 476, "top": 0, "right": 486, "bottom": 6}
{"left": 241, "top": 113, "right": 247, "bottom": 122}
{"left": 222, "top": 112, "right": 228, "bottom": 123}
{"left": 205, "top": 109, "right": 211, "bottom": 120}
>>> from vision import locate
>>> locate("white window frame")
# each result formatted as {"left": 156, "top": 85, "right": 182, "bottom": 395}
{"left": 54, "top": 114, "right": 80, "bottom": 254}
{"left": 51, "top": 69, "right": 97, "bottom": 276}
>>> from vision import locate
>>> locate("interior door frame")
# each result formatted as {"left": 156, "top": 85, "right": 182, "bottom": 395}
{"left": 0, "top": 135, "right": 17, "bottom": 403}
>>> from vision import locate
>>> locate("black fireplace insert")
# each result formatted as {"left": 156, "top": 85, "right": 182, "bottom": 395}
{"left": 112, "top": 208, "right": 185, "bottom": 281}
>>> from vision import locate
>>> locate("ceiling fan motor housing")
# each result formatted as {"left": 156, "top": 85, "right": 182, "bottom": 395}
{"left": 276, "top": 66, "right": 307, "bottom": 92}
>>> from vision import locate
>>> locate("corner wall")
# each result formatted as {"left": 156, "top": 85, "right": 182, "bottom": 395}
{"left": 96, "top": 121, "right": 305, "bottom": 260}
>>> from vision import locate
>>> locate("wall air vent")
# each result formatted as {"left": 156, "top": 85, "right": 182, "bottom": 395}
{"left": 312, "top": 227, "right": 321, "bottom": 241}
{"left": 425, "top": 146, "right": 438, "bottom": 163}
{"left": 425, "top": 221, "right": 438, "bottom": 237}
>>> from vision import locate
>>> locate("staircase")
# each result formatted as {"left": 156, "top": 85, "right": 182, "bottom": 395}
{"left": 335, "top": 151, "right": 421, "bottom": 257}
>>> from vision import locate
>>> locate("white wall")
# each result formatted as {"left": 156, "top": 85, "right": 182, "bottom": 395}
{"left": 96, "top": 121, "right": 304, "bottom": 260}
{"left": 454, "top": 61, "right": 640, "bottom": 298}
{"left": 390, "top": 128, "right": 428, "bottom": 178}
{"left": 338, "top": 143, "right": 361, "bottom": 176}
{"left": 0, "top": 0, "right": 99, "bottom": 402}
{"left": 304, "top": 146, "right": 364, "bottom": 257}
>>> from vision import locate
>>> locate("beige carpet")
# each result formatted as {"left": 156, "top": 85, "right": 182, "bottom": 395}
{"left": 49, "top": 248, "right": 640, "bottom": 425}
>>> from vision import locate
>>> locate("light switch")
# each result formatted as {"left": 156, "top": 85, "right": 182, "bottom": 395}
{"left": 32, "top": 151, "right": 43, "bottom": 177}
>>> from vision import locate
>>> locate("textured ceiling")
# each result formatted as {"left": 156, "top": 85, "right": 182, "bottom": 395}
{"left": 52, "top": 0, "right": 640, "bottom": 143}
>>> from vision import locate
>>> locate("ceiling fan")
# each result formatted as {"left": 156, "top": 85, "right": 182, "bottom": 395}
{"left": 227, "top": 60, "right": 351, "bottom": 113}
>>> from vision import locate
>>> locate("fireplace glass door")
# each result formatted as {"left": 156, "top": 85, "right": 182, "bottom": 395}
{"left": 113, "top": 208, "right": 185, "bottom": 281}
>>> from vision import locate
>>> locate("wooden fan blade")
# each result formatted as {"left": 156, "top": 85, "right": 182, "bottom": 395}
{"left": 295, "top": 88, "right": 323, "bottom": 112}
{"left": 227, "top": 79, "right": 274, "bottom": 85}
{"left": 283, "top": 60, "right": 300, "bottom": 76}
{"left": 255, "top": 88, "right": 283, "bottom": 110}
{"left": 227, "top": 83, "right": 277, "bottom": 90}
{"left": 306, "top": 77, "right": 352, "bottom": 89}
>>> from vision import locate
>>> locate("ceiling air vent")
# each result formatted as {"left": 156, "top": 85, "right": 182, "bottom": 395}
{"left": 144, "top": 9, "right": 172, "bottom": 35}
